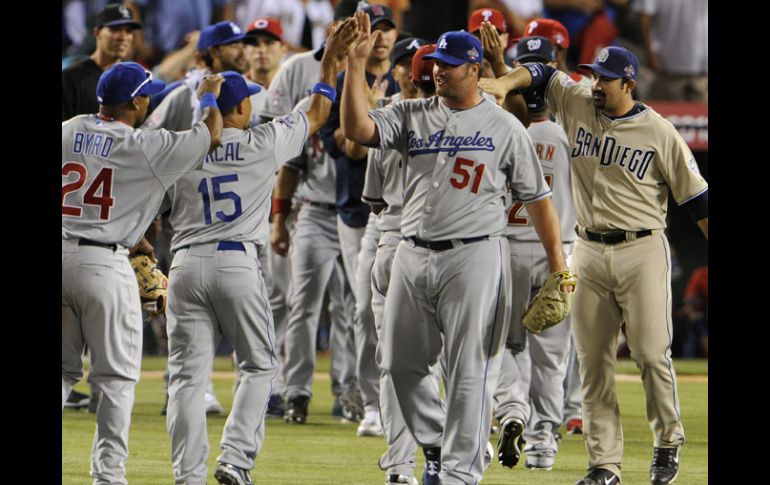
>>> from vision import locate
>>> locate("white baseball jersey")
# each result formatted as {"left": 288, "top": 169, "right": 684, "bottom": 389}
{"left": 62, "top": 114, "right": 211, "bottom": 248}
{"left": 286, "top": 96, "right": 337, "bottom": 205}
{"left": 143, "top": 68, "right": 207, "bottom": 131}
{"left": 260, "top": 49, "right": 322, "bottom": 120}
{"left": 369, "top": 96, "right": 550, "bottom": 240}
{"left": 166, "top": 111, "right": 308, "bottom": 251}
{"left": 544, "top": 70, "right": 708, "bottom": 231}
{"left": 362, "top": 93, "right": 404, "bottom": 233}
{"left": 506, "top": 118, "right": 576, "bottom": 242}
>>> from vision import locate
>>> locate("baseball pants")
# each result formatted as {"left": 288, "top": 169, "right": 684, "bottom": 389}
{"left": 166, "top": 242, "right": 277, "bottom": 485}
{"left": 572, "top": 232, "right": 685, "bottom": 479}
{"left": 355, "top": 213, "right": 382, "bottom": 411}
{"left": 381, "top": 236, "right": 511, "bottom": 485}
{"left": 62, "top": 239, "right": 142, "bottom": 485}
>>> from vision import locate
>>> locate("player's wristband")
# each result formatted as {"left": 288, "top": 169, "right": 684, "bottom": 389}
{"left": 271, "top": 198, "right": 292, "bottom": 216}
{"left": 311, "top": 83, "right": 336, "bottom": 104}
{"left": 199, "top": 93, "right": 218, "bottom": 111}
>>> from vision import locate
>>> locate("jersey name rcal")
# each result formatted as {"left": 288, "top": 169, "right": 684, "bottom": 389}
{"left": 205, "top": 142, "right": 245, "bottom": 164}
{"left": 571, "top": 126, "right": 655, "bottom": 181}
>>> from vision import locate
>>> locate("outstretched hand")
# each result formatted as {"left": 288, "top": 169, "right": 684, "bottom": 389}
{"left": 478, "top": 76, "right": 510, "bottom": 105}
{"left": 479, "top": 21, "right": 505, "bottom": 65}
{"left": 324, "top": 17, "right": 359, "bottom": 67}
{"left": 349, "top": 11, "right": 381, "bottom": 61}
{"left": 197, "top": 73, "right": 225, "bottom": 99}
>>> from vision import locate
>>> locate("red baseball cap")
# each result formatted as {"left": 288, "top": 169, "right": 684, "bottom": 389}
{"left": 412, "top": 44, "right": 437, "bottom": 84}
{"left": 246, "top": 17, "right": 283, "bottom": 42}
{"left": 468, "top": 8, "right": 507, "bottom": 34}
{"left": 524, "top": 18, "right": 569, "bottom": 49}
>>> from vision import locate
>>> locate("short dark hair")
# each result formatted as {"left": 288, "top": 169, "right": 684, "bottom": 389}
{"left": 415, "top": 80, "right": 436, "bottom": 96}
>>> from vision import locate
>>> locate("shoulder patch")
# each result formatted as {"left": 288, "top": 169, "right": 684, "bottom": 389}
{"left": 686, "top": 157, "right": 700, "bottom": 174}
{"left": 276, "top": 114, "right": 296, "bottom": 130}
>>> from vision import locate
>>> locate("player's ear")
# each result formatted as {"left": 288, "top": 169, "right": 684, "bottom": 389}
{"left": 236, "top": 98, "right": 246, "bottom": 115}
{"left": 624, "top": 79, "right": 636, "bottom": 94}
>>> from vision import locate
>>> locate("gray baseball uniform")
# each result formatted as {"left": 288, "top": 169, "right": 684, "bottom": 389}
{"left": 493, "top": 118, "right": 576, "bottom": 466}
{"left": 369, "top": 96, "right": 550, "bottom": 484}
{"left": 164, "top": 110, "right": 308, "bottom": 484}
{"left": 259, "top": 48, "right": 322, "bottom": 120}
{"left": 62, "top": 114, "right": 211, "bottom": 485}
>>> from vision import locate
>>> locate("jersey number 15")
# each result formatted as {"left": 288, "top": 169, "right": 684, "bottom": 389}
{"left": 198, "top": 174, "right": 243, "bottom": 225}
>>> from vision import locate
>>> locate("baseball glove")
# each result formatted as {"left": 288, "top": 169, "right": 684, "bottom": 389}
{"left": 521, "top": 270, "right": 577, "bottom": 334}
{"left": 130, "top": 254, "right": 168, "bottom": 315}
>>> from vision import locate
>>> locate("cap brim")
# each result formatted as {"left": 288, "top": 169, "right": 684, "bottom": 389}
{"left": 101, "top": 20, "right": 142, "bottom": 29}
{"left": 216, "top": 34, "right": 255, "bottom": 47}
{"left": 515, "top": 54, "right": 552, "bottom": 63}
{"left": 423, "top": 52, "right": 467, "bottom": 66}
{"left": 245, "top": 80, "right": 263, "bottom": 96}
{"left": 138, "top": 79, "right": 166, "bottom": 97}
{"left": 578, "top": 63, "right": 621, "bottom": 79}
{"left": 246, "top": 30, "right": 282, "bottom": 43}
{"left": 371, "top": 18, "right": 396, "bottom": 28}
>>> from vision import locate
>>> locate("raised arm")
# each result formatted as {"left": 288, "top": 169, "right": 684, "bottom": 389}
{"left": 341, "top": 11, "right": 382, "bottom": 147}
{"left": 196, "top": 74, "right": 225, "bottom": 152}
{"left": 305, "top": 17, "right": 358, "bottom": 135}
{"left": 478, "top": 65, "right": 535, "bottom": 104}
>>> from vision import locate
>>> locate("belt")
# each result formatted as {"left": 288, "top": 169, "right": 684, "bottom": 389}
{"left": 176, "top": 241, "right": 246, "bottom": 252}
{"left": 303, "top": 199, "right": 336, "bottom": 211}
{"left": 576, "top": 227, "right": 653, "bottom": 245}
{"left": 79, "top": 239, "right": 118, "bottom": 251}
{"left": 406, "top": 235, "right": 489, "bottom": 251}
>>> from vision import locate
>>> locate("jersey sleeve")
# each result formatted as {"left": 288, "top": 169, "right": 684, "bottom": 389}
{"left": 141, "top": 86, "right": 193, "bottom": 131}
{"left": 656, "top": 123, "right": 709, "bottom": 205}
{"left": 137, "top": 122, "right": 211, "bottom": 188}
{"left": 249, "top": 110, "right": 309, "bottom": 171}
{"left": 368, "top": 101, "right": 408, "bottom": 152}
{"left": 545, "top": 70, "right": 594, "bottom": 131}
{"left": 362, "top": 148, "right": 385, "bottom": 204}
{"left": 508, "top": 128, "right": 552, "bottom": 203}
{"left": 259, "top": 60, "right": 298, "bottom": 120}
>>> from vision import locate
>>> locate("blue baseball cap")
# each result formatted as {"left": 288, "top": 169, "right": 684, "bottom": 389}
{"left": 96, "top": 62, "right": 165, "bottom": 106}
{"left": 217, "top": 71, "right": 263, "bottom": 113}
{"left": 198, "top": 21, "right": 256, "bottom": 50}
{"left": 423, "top": 31, "right": 483, "bottom": 66}
{"left": 579, "top": 46, "right": 639, "bottom": 80}
{"left": 514, "top": 36, "right": 555, "bottom": 63}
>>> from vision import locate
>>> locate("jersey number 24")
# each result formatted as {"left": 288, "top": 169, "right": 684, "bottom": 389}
{"left": 62, "top": 162, "right": 114, "bottom": 221}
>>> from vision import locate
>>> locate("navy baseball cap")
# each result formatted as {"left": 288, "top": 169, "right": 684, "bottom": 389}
{"left": 217, "top": 71, "right": 263, "bottom": 113}
{"left": 95, "top": 4, "right": 142, "bottom": 30}
{"left": 579, "top": 46, "right": 639, "bottom": 80}
{"left": 391, "top": 37, "right": 425, "bottom": 65}
{"left": 358, "top": 3, "right": 395, "bottom": 29}
{"left": 514, "top": 36, "right": 555, "bottom": 63}
{"left": 96, "top": 62, "right": 165, "bottom": 106}
{"left": 333, "top": 0, "right": 358, "bottom": 20}
{"left": 423, "top": 31, "right": 483, "bottom": 66}
{"left": 198, "top": 21, "right": 256, "bottom": 50}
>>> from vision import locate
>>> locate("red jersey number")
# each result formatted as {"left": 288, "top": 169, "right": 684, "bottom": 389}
{"left": 508, "top": 174, "right": 553, "bottom": 225}
{"left": 450, "top": 157, "right": 486, "bottom": 194}
{"left": 62, "top": 162, "right": 115, "bottom": 220}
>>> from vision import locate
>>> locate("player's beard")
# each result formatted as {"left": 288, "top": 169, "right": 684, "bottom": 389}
{"left": 592, "top": 90, "right": 606, "bottom": 109}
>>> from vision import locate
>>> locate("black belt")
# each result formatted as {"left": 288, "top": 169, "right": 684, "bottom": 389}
{"left": 79, "top": 239, "right": 118, "bottom": 251}
{"left": 578, "top": 228, "right": 652, "bottom": 245}
{"left": 406, "top": 235, "right": 489, "bottom": 251}
{"left": 303, "top": 199, "right": 336, "bottom": 211}
{"left": 176, "top": 241, "right": 246, "bottom": 252}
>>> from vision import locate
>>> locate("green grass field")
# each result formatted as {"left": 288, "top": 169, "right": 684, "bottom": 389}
{"left": 62, "top": 356, "right": 707, "bottom": 484}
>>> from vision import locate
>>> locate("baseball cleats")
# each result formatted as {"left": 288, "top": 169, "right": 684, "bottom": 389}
{"left": 574, "top": 467, "right": 621, "bottom": 485}
{"left": 265, "top": 393, "right": 287, "bottom": 418}
{"left": 497, "top": 417, "right": 525, "bottom": 468}
{"left": 284, "top": 395, "right": 310, "bottom": 424}
{"left": 205, "top": 391, "right": 225, "bottom": 415}
{"left": 64, "top": 390, "right": 90, "bottom": 410}
{"left": 214, "top": 462, "right": 253, "bottom": 485}
{"left": 566, "top": 418, "right": 584, "bottom": 435}
{"left": 357, "top": 410, "right": 384, "bottom": 436}
{"left": 331, "top": 396, "right": 344, "bottom": 418}
{"left": 340, "top": 389, "right": 364, "bottom": 423}
{"left": 525, "top": 452, "right": 555, "bottom": 471}
{"left": 385, "top": 474, "right": 418, "bottom": 485}
{"left": 650, "top": 446, "right": 679, "bottom": 485}
{"left": 422, "top": 447, "right": 441, "bottom": 485}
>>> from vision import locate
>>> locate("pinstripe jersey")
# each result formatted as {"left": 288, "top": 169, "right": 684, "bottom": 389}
{"left": 166, "top": 110, "right": 308, "bottom": 251}
{"left": 62, "top": 115, "right": 211, "bottom": 248}
{"left": 362, "top": 93, "right": 404, "bottom": 233}
{"left": 369, "top": 96, "right": 550, "bottom": 240}
{"left": 544, "top": 70, "right": 708, "bottom": 231}
{"left": 506, "top": 118, "right": 576, "bottom": 242}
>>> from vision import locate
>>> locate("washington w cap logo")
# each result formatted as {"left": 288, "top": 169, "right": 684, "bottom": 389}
{"left": 598, "top": 48, "right": 609, "bottom": 63}
{"left": 527, "top": 38, "right": 542, "bottom": 51}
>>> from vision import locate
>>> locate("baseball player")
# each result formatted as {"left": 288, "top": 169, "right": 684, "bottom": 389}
{"left": 480, "top": 46, "right": 709, "bottom": 485}
{"left": 468, "top": 8, "right": 511, "bottom": 78}
{"left": 62, "top": 61, "right": 224, "bottom": 485}
{"left": 343, "top": 13, "right": 571, "bottom": 484}
{"left": 163, "top": 20, "right": 356, "bottom": 485}
{"left": 491, "top": 36, "right": 577, "bottom": 472}
{"left": 243, "top": 17, "right": 287, "bottom": 120}
{"left": 361, "top": 42, "right": 436, "bottom": 485}
{"left": 517, "top": 17, "right": 588, "bottom": 437}
{"left": 146, "top": 20, "right": 263, "bottom": 416}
